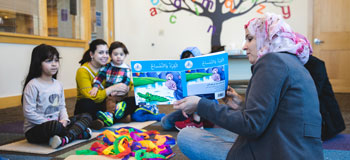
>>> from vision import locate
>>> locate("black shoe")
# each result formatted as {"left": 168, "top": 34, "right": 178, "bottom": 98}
{"left": 89, "top": 119, "right": 104, "bottom": 130}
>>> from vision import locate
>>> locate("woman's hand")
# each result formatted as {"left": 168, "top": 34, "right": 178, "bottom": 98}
{"left": 223, "top": 86, "right": 242, "bottom": 109}
{"left": 173, "top": 96, "right": 201, "bottom": 116}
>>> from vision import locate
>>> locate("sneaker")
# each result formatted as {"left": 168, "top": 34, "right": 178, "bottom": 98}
{"left": 138, "top": 104, "right": 159, "bottom": 115}
{"left": 90, "top": 119, "right": 104, "bottom": 130}
{"left": 49, "top": 135, "right": 69, "bottom": 149}
{"left": 97, "top": 111, "right": 114, "bottom": 127}
{"left": 203, "top": 119, "right": 214, "bottom": 128}
{"left": 115, "top": 101, "right": 127, "bottom": 119}
{"left": 175, "top": 117, "right": 204, "bottom": 131}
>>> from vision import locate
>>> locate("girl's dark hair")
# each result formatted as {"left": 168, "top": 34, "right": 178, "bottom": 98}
{"left": 181, "top": 51, "right": 193, "bottom": 59}
{"left": 22, "top": 44, "right": 60, "bottom": 103}
{"left": 79, "top": 39, "right": 107, "bottom": 65}
{"left": 109, "top": 41, "right": 129, "bottom": 56}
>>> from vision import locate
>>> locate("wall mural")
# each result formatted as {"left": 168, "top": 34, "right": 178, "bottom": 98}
{"left": 149, "top": 0, "right": 293, "bottom": 47}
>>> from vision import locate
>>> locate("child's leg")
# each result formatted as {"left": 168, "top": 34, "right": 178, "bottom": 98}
{"left": 131, "top": 109, "right": 166, "bottom": 122}
{"left": 66, "top": 113, "right": 92, "bottom": 140}
{"left": 25, "top": 120, "right": 66, "bottom": 144}
{"left": 96, "top": 96, "right": 116, "bottom": 126}
{"left": 106, "top": 96, "right": 118, "bottom": 113}
{"left": 114, "top": 96, "right": 139, "bottom": 122}
{"left": 49, "top": 113, "right": 93, "bottom": 148}
{"left": 161, "top": 109, "right": 187, "bottom": 130}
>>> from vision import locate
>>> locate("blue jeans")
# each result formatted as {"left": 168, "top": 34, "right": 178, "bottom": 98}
{"left": 177, "top": 127, "right": 238, "bottom": 160}
{"left": 161, "top": 109, "right": 187, "bottom": 130}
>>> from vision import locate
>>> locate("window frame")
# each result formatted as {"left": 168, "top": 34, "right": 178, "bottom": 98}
{"left": 0, "top": 0, "right": 114, "bottom": 48}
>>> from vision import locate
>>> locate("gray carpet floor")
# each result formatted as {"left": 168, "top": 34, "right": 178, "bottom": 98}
{"left": 0, "top": 93, "right": 349, "bottom": 160}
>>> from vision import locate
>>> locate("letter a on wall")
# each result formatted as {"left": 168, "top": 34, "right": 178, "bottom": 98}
{"left": 150, "top": 7, "right": 158, "bottom": 16}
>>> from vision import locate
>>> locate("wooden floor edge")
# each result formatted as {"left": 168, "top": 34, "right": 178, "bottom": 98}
{"left": 0, "top": 88, "right": 77, "bottom": 109}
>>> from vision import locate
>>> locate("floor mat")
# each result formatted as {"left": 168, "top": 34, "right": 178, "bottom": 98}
{"left": 0, "top": 121, "right": 156, "bottom": 154}
{"left": 64, "top": 155, "right": 136, "bottom": 160}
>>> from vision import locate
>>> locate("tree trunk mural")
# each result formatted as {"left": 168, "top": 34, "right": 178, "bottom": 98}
{"left": 157, "top": 0, "right": 292, "bottom": 47}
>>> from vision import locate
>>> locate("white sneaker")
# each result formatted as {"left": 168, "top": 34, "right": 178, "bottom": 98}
{"left": 49, "top": 135, "right": 62, "bottom": 149}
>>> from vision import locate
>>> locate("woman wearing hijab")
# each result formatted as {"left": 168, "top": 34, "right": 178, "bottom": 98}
{"left": 174, "top": 13, "right": 323, "bottom": 160}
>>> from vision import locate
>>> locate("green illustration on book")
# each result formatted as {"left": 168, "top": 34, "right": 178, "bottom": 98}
{"left": 186, "top": 73, "right": 212, "bottom": 81}
{"left": 137, "top": 92, "right": 169, "bottom": 102}
{"left": 133, "top": 77, "right": 166, "bottom": 87}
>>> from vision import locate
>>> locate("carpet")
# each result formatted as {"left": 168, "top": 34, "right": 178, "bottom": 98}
{"left": 322, "top": 134, "right": 350, "bottom": 160}
{"left": 0, "top": 154, "right": 51, "bottom": 160}
{"left": 323, "top": 149, "right": 350, "bottom": 160}
{"left": 323, "top": 134, "right": 350, "bottom": 150}
{"left": 0, "top": 121, "right": 23, "bottom": 134}
{"left": 0, "top": 133, "right": 24, "bottom": 146}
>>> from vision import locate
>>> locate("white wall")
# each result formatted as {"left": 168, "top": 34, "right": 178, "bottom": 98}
{"left": 114, "top": 0, "right": 310, "bottom": 80}
{"left": 0, "top": 43, "right": 84, "bottom": 97}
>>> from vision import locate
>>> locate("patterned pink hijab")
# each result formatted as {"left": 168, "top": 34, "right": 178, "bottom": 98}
{"left": 244, "top": 13, "right": 312, "bottom": 64}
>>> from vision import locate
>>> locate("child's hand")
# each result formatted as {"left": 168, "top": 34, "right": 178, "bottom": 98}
{"left": 59, "top": 119, "right": 68, "bottom": 127}
{"left": 89, "top": 87, "right": 98, "bottom": 96}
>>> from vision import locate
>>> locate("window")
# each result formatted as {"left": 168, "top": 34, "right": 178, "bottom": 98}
{"left": 0, "top": 0, "right": 39, "bottom": 35}
{"left": 47, "top": 0, "right": 82, "bottom": 39}
{"left": 90, "top": 0, "right": 106, "bottom": 40}
{"left": 0, "top": 0, "right": 114, "bottom": 47}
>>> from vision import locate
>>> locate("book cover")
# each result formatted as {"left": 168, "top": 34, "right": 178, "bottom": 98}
{"left": 131, "top": 52, "right": 228, "bottom": 105}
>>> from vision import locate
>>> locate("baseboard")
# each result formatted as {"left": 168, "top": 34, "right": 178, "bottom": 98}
{"left": 0, "top": 88, "right": 77, "bottom": 109}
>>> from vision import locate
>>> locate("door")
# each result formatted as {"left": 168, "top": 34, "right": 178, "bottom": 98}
{"left": 313, "top": 0, "right": 350, "bottom": 93}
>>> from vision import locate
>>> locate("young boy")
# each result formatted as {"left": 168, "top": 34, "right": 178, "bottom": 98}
{"left": 89, "top": 41, "right": 131, "bottom": 126}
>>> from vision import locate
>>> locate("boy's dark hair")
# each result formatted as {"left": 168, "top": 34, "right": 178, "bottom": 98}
{"left": 109, "top": 41, "right": 129, "bottom": 56}
{"left": 180, "top": 51, "right": 193, "bottom": 59}
{"left": 22, "top": 44, "right": 60, "bottom": 103}
{"left": 79, "top": 39, "right": 107, "bottom": 65}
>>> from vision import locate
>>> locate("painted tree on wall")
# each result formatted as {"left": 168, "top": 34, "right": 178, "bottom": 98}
{"left": 153, "top": 0, "right": 292, "bottom": 48}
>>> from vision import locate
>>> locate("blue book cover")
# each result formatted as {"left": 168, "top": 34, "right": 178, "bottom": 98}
{"left": 131, "top": 52, "right": 228, "bottom": 105}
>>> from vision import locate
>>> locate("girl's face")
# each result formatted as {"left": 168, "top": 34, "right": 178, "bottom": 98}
{"left": 41, "top": 55, "right": 59, "bottom": 77}
{"left": 243, "top": 28, "right": 258, "bottom": 64}
{"left": 91, "top": 44, "right": 109, "bottom": 66}
{"left": 111, "top": 48, "right": 126, "bottom": 65}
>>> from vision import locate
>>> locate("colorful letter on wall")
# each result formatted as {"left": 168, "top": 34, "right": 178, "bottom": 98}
{"left": 281, "top": 6, "right": 291, "bottom": 19}
{"left": 202, "top": 0, "right": 214, "bottom": 9}
{"left": 170, "top": 15, "right": 177, "bottom": 24}
{"left": 224, "top": 0, "right": 236, "bottom": 13}
{"left": 195, "top": 4, "right": 199, "bottom": 15}
{"left": 256, "top": 4, "right": 265, "bottom": 14}
{"left": 174, "top": 0, "right": 181, "bottom": 8}
{"left": 207, "top": 25, "right": 216, "bottom": 35}
{"left": 150, "top": 0, "right": 160, "bottom": 6}
{"left": 150, "top": 7, "right": 158, "bottom": 16}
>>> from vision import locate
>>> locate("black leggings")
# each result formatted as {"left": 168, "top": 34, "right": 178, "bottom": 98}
{"left": 25, "top": 113, "right": 92, "bottom": 144}
{"left": 74, "top": 96, "right": 139, "bottom": 121}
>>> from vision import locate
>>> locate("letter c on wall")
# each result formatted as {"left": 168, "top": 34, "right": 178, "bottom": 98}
{"left": 150, "top": 0, "right": 160, "bottom": 5}
{"left": 170, "top": 15, "right": 177, "bottom": 24}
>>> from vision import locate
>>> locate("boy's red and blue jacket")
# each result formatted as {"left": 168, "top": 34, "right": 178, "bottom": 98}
{"left": 93, "top": 62, "right": 131, "bottom": 89}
